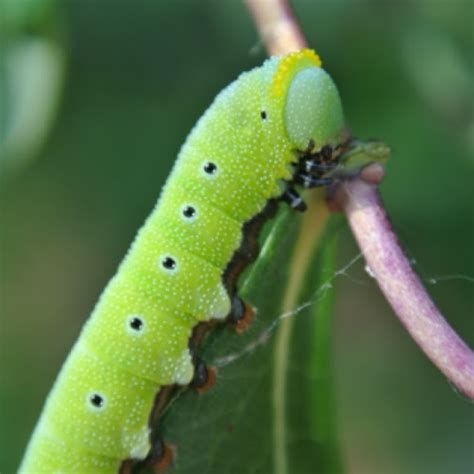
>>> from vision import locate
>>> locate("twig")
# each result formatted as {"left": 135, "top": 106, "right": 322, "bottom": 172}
{"left": 244, "top": 0, "right": 307, "bottom": 54}
{"left": 244, "top": 0, "right": 474, "bottom": 400}
{"left": 342, "top": 176, "right": 474, "bottom": 399}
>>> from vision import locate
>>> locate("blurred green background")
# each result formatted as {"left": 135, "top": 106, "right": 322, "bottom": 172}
{"left": 1, "top": 0, "right": 473, "bottom": 473}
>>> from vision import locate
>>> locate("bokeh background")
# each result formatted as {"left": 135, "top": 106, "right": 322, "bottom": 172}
{"left": 1, "top": 0, "right": 473, "bottom": 473}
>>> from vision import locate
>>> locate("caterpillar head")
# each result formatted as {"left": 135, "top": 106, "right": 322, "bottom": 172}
{"left": 273, "top": 49, "right": 344, "bottom": 151}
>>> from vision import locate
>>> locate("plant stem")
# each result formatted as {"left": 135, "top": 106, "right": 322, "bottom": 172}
{"left": 342, "top": 178, "right": 474, "bottom": 400}
{"left": 244, "top": 0, "right": 307, "bottom": 55}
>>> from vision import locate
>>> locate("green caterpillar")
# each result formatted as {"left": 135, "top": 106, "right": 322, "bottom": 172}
{"left": 19, "top": 49, "right": 344, "bottom": 473}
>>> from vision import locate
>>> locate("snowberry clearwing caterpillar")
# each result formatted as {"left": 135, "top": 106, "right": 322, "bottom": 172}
{"left": 19, "top": 49, "right": 344, "bottom": 473}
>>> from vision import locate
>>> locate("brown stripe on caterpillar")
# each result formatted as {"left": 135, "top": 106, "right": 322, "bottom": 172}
{"left": 223, "top": 199, "right": 279, "bottom": 294}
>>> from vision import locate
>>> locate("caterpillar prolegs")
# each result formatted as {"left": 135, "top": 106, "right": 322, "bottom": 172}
{"left": 19, "top": 49, "right": 344, "bottom": 473}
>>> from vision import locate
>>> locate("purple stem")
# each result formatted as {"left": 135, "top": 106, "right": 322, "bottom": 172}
{"left": 342, "top": 177, "right": 474, "bottom": 400}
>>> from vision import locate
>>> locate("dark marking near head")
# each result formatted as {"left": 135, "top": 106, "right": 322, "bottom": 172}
{"left": 321, "top": 145, "right": 333, "bottom": 161}
{"left": 260, "top": 110, "right": 267, "bottom": 120}
{"left": 296, "top": 173, "right": 333, "bottom": 189}
{"left": 281, "top": 188, "right": 307, "bottom": 212}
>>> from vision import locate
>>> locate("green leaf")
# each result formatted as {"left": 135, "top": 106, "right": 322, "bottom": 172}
{"left": 0, "top": 0, "right": 58, "bottom": 35}
{"left": 0, "top": 0, "right": 66, "bottom": 179}
{"left": 138, "top": 194, "right": 343, "bottom": 474}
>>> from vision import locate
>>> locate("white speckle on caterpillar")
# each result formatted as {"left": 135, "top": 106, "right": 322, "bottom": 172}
{"left": 125, "top": 425, "right": 151, "bottom": 460}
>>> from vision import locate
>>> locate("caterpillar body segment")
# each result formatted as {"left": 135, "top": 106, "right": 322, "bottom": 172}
{"left": 19, "top": 49, "right": 344, "bottom": 473}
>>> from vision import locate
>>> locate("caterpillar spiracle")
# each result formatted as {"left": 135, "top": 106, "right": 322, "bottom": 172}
{"left": 19, "top": 48, "right": 344, "bottom": 473}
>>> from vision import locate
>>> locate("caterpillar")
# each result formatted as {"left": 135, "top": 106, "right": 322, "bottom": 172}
{"left": 19, "top": 48, "right": 344, "bottom": 473}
